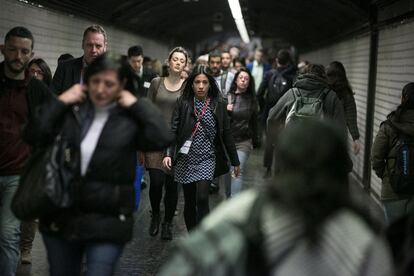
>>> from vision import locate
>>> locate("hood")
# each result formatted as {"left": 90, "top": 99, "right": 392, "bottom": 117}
{"left": 293, "top": 73, "right": 329, "bottom": 92}
{"left": 389, "top": 110, "right": 414, "bottom": 136}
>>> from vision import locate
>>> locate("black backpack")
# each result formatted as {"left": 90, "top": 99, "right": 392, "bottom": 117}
{"left": 267, "top": 69, "right": 292, "bottom": 106}
{"left": 386, "top": 120, "right": 414, "bottom": 194}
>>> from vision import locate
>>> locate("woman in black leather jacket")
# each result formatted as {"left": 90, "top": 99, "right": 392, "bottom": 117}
{"left": 27, "top": 54, "right": 172, "bottom": 276}
{"left": 226, "top": 68, "right": 259, "bottom": 197}
{"left": 163, "top": 65, "right": 240, "bottom": 230}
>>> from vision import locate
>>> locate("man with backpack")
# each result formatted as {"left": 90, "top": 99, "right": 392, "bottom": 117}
{"left": 267, "top": 64, "right": 348, "bottom": 173}
{"left": 257, "top": 49, "right": 297, "bottom": 178}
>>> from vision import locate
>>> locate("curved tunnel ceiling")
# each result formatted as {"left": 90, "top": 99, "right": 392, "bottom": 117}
{"left": 31, "top": 0, "right": 371, "bottom": 50}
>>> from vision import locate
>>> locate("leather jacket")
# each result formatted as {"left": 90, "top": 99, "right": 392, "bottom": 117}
{"left": 166, "top": 95, "right": 240, "bottom": 177}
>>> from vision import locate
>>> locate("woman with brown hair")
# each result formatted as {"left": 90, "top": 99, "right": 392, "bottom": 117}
{"left": 326, "top": 61, "right": 361, "bottom": 155}
{"left": 145, "top": 47, "right": 188, "bottom": 240}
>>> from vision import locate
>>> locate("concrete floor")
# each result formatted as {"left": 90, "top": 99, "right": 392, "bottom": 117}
{"left": 16, "top": 148, "right": 383, "bottom": 276}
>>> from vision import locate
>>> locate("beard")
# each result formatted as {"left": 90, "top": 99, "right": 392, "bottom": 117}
{"left": 5, "top": 58, "right": 27, "bottom": 74}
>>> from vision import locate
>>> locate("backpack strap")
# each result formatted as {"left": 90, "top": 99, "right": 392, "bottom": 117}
{"left": 151, "top": 77, "right": 163, "bottom": 102}
{"left": 318, "top": 87, "right": 331, "bottom": 100}
{"left": 292, "top": 87, "right": 301, "bottom": 99}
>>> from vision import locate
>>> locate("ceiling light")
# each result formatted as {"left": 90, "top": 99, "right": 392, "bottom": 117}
{"left": 227, "top": 0, "right": 250, "bottom": 43}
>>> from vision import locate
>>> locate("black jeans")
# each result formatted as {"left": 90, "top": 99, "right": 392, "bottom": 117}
{"left": 148, "top": 169, "right": 178, "bottom": 223}
{"left": 182, "top": 180, "right": 211, "bottom": 231}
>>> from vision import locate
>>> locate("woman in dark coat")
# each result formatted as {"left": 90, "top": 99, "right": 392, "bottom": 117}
{"left": 163, "top": 65, "right": 240, "bottom": 231}
{"left": 226, "top": 68, "right": 258, "bottom": 197}
{"left": 326, "top": 61, "right": 361, "bottom": 155}
{"left": 27, "top": 54, "right": 172, "bottom": 276}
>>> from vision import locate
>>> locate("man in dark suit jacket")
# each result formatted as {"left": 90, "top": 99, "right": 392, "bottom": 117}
{"left": 127, "top": 45, "right": 157, "bottom": 98}
{"left": 50, "top": 25, "right": 107, "bottom": 95}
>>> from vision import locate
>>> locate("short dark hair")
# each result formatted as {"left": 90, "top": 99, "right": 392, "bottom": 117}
{"left": 127, "top": 45, "right": 143, "bottom": 58}
{"left": 84, "top": 53, "right": 125, "bottom": 84}
{"left": 4, "top": 26, "right": 34, "bottom": 49}
{"left": 82, "top": 24, "right": 107, "bottom": 46}
{"left": 58, "top": 53, "right": 74, "bottom": 63}
{"left": 208, "top": 51, "right": 222, "bottom": 62}
{"left": 276, "top": 49, "right": 291, "bottom": 66}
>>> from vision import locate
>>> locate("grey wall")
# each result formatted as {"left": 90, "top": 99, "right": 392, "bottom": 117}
{"left": 301, "top": 19, "right": 414, "bottom": 203}
{"left": 0, "top": 0, "right": 169, "bottom": 74}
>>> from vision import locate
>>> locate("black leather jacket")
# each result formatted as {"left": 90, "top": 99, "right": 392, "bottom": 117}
{"left": 166, "top": 96, "right": 240, "bottom": 177}
{"left": 228, "top": 92, "right": 259, "bottom": 146}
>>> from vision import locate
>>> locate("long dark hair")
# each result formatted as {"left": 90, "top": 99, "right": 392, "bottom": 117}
{"left": 266, "top": 120, "right": 379, "bottom": 244}
{"left": 387, "top": 82, "right": 414, "bottom": 122}
{"left": 181, "top": 65, "right": 219, "bottom": 101}
{"left": 28, "top": 58, "right": 52, "bottom": 86}
{"left": 326, "top": 61, "right": 353, "bottom": 99}
{"left": 229, "top": 68, "right": 256, "bottom": 100}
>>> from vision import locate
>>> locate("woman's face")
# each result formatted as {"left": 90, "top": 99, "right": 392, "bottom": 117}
{"left": 87, "top": 70, "right": 122, "bottom": 107}
{"left": 28, "top": 63, "right": 44, "bottom": 81}
{"left": 236, "top": 71, "right": 250, "bottom": 92}
{"left": 234, "top": 61, "right": 243, "bottom": 72}
{"left": 193, "top": 74, "right": 209, "bottom": 99}
{"left": 169, "top": 52, "right": 186, "bottom": 74}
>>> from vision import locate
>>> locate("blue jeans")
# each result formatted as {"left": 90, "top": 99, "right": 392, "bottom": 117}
{"left": 230, "top": 150, "right": 250, "bottom": 197}
{"left": 42, "top": 233, "right": 123, "bottom": 276}
{"left": 383, "top": 197, "right": 414, "bottom": 225}
{"left": 0, "top": 175, "right": 21, "bottom": 276}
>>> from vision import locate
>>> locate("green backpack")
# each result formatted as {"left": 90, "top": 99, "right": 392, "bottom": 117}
{"left": 285, "top": 87, "right": 330, "bottom": 126}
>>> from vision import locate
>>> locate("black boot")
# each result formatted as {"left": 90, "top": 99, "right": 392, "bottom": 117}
{"left": 149, "top": 213, "right": 160, "bottom": 236}
{"left": 161, "top": 222, "right": 173, "bottom": 240}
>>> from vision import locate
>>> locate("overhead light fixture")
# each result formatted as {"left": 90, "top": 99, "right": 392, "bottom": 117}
{"left": 227, "top": 0, "right": 250, "bottom": 43}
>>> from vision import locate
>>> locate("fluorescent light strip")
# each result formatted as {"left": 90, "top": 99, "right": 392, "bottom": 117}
{"left": 227, "top": 0, "right": 250, "bottom": 43}
{"left": 235, "top": 19, "right": 250, "bottom": 44}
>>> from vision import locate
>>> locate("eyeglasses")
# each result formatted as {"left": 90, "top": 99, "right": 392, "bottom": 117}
{"left": 29, "top": 68, "right": 44, "bottom": 76}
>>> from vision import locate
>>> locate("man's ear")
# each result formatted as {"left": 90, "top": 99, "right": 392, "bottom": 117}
{"left": 30, "top": 51, "right": 35, "bottom": 59}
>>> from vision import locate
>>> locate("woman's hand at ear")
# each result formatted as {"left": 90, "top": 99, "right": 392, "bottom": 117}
{"left": 58, "top": 84, "right": 87, "bottom": 105}
{"left": 118, "top": 90, "right": 137, "bottom": 108}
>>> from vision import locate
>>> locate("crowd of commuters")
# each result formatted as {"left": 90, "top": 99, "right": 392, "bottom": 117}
{"left": 1, "top": 23, "right": 414, "bottom": 276}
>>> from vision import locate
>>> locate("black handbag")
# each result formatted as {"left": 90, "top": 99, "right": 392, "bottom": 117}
{"left": 12, "top": 134, "right": 76, "bottom": 221}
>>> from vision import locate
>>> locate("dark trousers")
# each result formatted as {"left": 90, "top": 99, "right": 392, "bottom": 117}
{"left": 182, "top": 180, "right": 211, "bottom": 231}
{"left": 263, "top": 135, "right": 274, "bottom": 170}
{"left": 148, "top": 169, "right": 178, "bottom": 223}
{"left": 42, "top": 233, "right": 123, "bottom": 276}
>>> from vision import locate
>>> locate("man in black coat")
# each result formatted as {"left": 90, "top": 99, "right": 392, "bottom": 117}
{"left": 50, "top": 25, "right": 107, "bottom": 95}
{"left": 126, "top": 45, "right": 157, "bottom": 98}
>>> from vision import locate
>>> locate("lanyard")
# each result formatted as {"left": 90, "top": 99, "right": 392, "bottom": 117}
{"left": 192, "top": 97, "right": 210, "bottom": 138}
